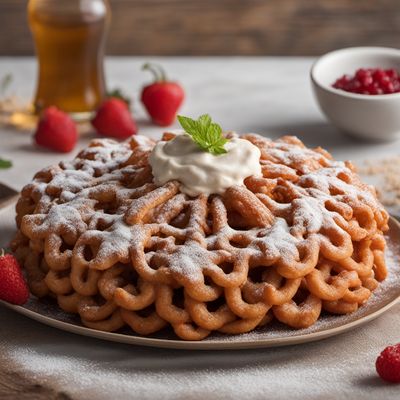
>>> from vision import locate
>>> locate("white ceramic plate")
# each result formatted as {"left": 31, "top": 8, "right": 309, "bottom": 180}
{"left": 1, "top": 201, "right": 400, "bottom": 350}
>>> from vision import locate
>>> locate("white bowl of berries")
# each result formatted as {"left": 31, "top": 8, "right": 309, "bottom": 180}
{"left": 311, "top": 47, "right": 400, "bottom": 141}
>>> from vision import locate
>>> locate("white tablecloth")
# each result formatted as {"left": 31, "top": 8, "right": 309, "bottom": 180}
{"left": 1, "top": 57, "right": 400, "bottom": 399}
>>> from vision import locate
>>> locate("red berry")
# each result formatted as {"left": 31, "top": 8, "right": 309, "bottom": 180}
{"left": 92, "top": 98, "right": 137, "bottom": 139}
{"left": 376, "top": 344, "right": 400, "bottom": 383}
{"left": 34, "top": 106, "right": 78, "bottom": 153}
{"left": 332, "top": 68, "right": 400, "bottom": 95}
{"left": 386, "top": 69, "right": 398, "bottom": 79}
{"left": 142, "top": 82, "right": 184, "bottom": 126}
{"left": 141, "top": 63, "right": 184, "bottom": 127}
{"left": 0, "top": 250, "right": 29, "bottom": 305}
{"left": 356, "top": 68, "right": 368, "bottom": 81}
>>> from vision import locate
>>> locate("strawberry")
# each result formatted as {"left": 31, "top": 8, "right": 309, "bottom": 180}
{"left": 0, "top": 250, "right": 29, "bottom": 305}
{"left": 34, "top": 106, "right": 78, "bottom": 153}
{"left": 91, "top": 98, "right": 137, "bottom": 139}
{"left": 141, "top": 63, "right": 184, "bottom": 127}
{"left": 107, "top": 88, "right": 131, "bottom": 108}
{"left": 376, "top": 344, "right": 400, "bottom": 383}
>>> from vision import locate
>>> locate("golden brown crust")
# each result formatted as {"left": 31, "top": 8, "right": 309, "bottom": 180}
{"left": 11, "top": 134, "right": 389, "bottom": 340}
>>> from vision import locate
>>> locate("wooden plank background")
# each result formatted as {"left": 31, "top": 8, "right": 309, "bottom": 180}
{"left": 0, "top": 0, "right": 399, "bottom": 56}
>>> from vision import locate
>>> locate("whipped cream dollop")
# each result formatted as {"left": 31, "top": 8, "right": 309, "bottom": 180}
{"left": 149, "top": 133, "right": 262, "bottom": 196}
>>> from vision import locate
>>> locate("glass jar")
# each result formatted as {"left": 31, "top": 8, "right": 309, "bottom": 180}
{"left": 28, "top": 0, "right": 111, "bottom": 119}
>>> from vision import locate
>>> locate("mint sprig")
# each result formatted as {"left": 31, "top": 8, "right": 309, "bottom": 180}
{"left": 0, "top": 158, "right": 12, "bottom": 169}
{"left": 177, "top": 114, "right": 229, "bottom": 155}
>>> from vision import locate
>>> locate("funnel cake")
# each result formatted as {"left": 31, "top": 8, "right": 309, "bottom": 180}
{"left": 11, "top": 133, "right": 389, "bottom": 340}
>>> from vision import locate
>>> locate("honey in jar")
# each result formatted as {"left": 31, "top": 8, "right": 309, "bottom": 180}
{"left": 28, "top": 0, "right": 111, "bottom": 118}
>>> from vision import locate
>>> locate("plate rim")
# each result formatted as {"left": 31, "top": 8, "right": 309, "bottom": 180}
{"left": 2, "top": 290, "right": 400, "bottom": 350}
{"left": 1, "top": 199, "right": 400, "bottom": 350}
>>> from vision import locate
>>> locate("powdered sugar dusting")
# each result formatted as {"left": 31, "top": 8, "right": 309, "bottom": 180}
{"left": 168, "top": 240, "right": 215, "bottom": 281}
{"left": 250, "top": 218, "right": 300, "bottom": 261}
{"left": 18, "top": 134, "right": 388, "bottom": 287}
{"left": 10, "top": 133, "right": 392, "bottom": 342}
{"left": 4, "top": 222, "right": 400, "bottom": 345}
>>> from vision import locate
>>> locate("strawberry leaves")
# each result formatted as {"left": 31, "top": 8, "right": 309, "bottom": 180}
{"left": 107, "top": 88, "right": 131, "bottom": 108}
{"left": 177, "top": 114, "right": 229, "bottom": 155}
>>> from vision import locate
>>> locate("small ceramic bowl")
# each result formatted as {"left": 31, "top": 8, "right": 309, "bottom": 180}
{"left": 311, "top": 47, "right": 400, "bottom": 141}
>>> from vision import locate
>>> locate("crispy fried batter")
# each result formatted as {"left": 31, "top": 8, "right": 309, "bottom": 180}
{"left": 11, "top": 134, "right": 389, "bottom": 340}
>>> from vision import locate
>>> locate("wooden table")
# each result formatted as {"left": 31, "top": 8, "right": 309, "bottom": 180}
{"left": 2, "top": 0, "right": 400, "bottom": 56}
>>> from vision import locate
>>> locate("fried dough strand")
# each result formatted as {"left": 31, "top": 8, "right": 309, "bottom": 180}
{"left": 11, "top": 134, "right": 389, "bottom": 340}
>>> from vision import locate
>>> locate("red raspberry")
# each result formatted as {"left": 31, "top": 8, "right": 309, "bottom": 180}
{"left": 34, "top": 106, "right": 78, "bottom": 153}
{"left": 0, "top": 250, "right": 29, "bottom": 305}
{"left": 91, "top": 98, "right": 137, "bottom": 139}
{"left": 376, "top": 344, "right": 400, "bottom": 383}
{"left": 332, "top": 68, "right": 400, "bottom": 95}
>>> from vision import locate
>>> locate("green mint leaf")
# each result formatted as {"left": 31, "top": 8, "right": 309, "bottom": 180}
{"left": 198, "top": 114, "right": 212, "bottom": 139}
{"left": 209, "top": 137, "right": 229, "bottom": 155}
{"left": 177, "top": 115, "right": 199, "bottom": 137}
{"left": 177, "top": 114, "right": 229, "bottom": 155}
{"left": 0, "top": 158, "right": 12, "bottom": 169}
